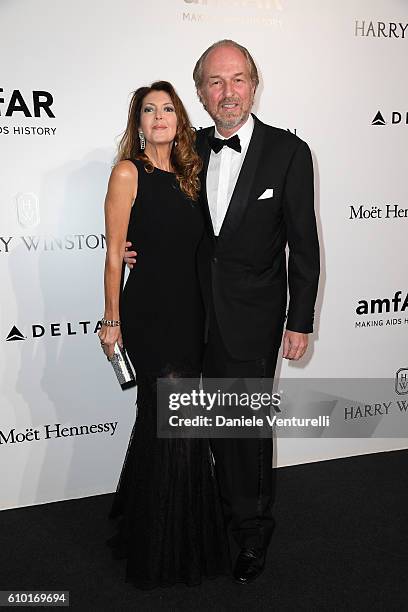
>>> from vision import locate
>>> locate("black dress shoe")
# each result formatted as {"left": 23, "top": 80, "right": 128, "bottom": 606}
{"left": 233, "top": 547, "right": 266, "bottom": 584}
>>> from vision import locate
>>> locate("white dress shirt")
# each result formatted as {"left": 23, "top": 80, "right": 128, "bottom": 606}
{"left": 206, "top": 114, "right": 254, "bottom": 236}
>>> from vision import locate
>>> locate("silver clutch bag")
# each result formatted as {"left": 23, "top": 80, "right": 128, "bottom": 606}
{"left": 109, "top": 342, "right": 136, "bottom": 390}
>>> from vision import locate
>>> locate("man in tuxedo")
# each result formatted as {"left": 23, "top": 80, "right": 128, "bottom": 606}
{"left": 125, "top": 40, "right": 320, "bottom": 584}
{"left": 193, "top": 39, "right": 319, "bottom": 584}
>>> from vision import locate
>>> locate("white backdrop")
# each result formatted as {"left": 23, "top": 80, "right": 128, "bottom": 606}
{"left": 1, "top": 0, "right": 407, "bottom": 509}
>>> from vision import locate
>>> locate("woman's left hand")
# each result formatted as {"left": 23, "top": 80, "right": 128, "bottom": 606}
{"left": 98, "top": 325, "right": 123, "bottom": 360}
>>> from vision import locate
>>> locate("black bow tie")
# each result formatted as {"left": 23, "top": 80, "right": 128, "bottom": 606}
{"left": 209, "top": 133, "right": 241, "bottom": 154}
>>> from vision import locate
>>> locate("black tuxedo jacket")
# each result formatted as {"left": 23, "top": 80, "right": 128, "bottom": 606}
{"left": 195, "top": 114, "right": 320, "bottom": 361}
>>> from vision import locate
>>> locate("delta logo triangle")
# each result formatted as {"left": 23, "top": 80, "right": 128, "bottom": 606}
{"left": 6, "top": 326, "right": 26, "bottom": 341}
{"left": 372, "top": 111, "right": 386, "bottom": 126}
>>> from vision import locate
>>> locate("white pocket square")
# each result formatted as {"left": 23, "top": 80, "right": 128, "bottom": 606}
{"left": 258, "top": 188, "right": 274, "bottom": 200}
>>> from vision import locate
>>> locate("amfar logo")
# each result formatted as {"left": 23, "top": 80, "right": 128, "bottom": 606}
{"left": 5, "top": 321, "right": 102, "bottom": 342}
{"left": 356, "top": 291, "right": 408, "bottom": 315}
{"left": 0, "top": 88, "right": 54, "bottom": 117}
{"left": 372, "top": 110, "right": 408, "bottom": 126}
{"left": 183, "top": 0, "right": 283, "bottom": 8}
{"left": 182, "top": 0, "right": 283, "bottom": 27}
{"left": 355, "top": 20, "right": 408, "bottom": 38}
{"left": 0, "top": 87, "right": 56, "bottom": 136}
{"left": 396, "top": 368, "right": 408, "bottom": 395}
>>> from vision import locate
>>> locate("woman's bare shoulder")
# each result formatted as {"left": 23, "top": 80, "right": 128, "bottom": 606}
{"left": 108, "top": 160, "right": 138, "bottom": 201}
{"left": 111, "top": 159, "right": 138, "bottom": 181}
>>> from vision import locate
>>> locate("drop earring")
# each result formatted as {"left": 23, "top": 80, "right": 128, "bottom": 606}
{"left": 138, "top": 130, "right": 145, "bottom": 150}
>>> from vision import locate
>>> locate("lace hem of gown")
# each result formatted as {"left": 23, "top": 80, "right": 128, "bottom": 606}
{"left": 106, "top": 373, "right": 230, "bottom": 589}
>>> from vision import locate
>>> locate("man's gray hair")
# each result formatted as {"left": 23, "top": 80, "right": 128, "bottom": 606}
{"left": 193, "top": 40, "right": 259, "bottom": 90}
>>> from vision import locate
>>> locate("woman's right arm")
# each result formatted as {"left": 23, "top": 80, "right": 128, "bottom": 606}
{"left": 98, "top": 160, "right": 138, "bottom": 359}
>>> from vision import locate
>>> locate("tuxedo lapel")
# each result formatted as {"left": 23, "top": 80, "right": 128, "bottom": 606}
{"left": 218, "top": 116, "right": 265, "bottom": 245}
{"left": 197, "top": 127, "right": 216, "bottom": 240}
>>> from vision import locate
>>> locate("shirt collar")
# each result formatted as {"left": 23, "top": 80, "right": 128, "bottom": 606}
{"left": 213, "top": 114, "right": 254, "bottom": 151}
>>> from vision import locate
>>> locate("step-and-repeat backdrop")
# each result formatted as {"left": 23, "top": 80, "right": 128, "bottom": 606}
{"left": 1, "top": 0, "right": 407, "bottom": 509}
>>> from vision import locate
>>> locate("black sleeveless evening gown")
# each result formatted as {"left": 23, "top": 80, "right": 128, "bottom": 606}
{"left": 107, "top": 159, "right": 229, "bottom": 589}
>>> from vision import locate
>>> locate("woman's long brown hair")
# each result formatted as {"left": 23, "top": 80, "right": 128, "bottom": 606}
{"left": 116, "top": 81, "right": 202, "bottom": 201}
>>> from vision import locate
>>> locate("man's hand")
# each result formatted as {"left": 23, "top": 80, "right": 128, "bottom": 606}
{"left": 282, "top": 330, "right": 308, "bottom": 361}
{"left": 124, "top": 241, "right": 137, "bottom": 269}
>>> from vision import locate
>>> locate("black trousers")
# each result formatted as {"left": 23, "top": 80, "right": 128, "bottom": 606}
{"left": 202, "top": 302, "right": 279, "bottom": 552}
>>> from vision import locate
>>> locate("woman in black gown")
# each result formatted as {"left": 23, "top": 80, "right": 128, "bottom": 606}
{"left": 98, "top": 81, "right": 229, "bottom": 589}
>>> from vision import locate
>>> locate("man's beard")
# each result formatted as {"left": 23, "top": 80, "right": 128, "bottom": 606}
{"left": 214, "top": 110, "right": 250, "bottom": 131}
{"left": 207, "top": 96, "right": 253, "bottom": 131}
